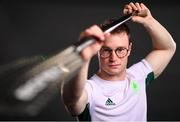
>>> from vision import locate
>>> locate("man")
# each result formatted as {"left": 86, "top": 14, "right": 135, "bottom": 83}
{"left": 62, "top": 2, "right": 176, "bottom": 121}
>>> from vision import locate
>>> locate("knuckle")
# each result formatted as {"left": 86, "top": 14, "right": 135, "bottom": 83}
{"left": 84, "top": 29, "right": 91, "bottom": 34}
{"left": 91, "top": 25, "right": 99, "bottom": 30}
{"left": 129, "top": 2, "right": 134, "bottom": 5}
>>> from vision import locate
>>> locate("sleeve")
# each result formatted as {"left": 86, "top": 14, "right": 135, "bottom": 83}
{"left": 85, "top": 80, "right": 93, "bottom": 103}
{"left": 77, "top": 80, "right": 93, "bottom": 121}
{"left": 128, "top": 59, "right": 154, "bottom": 86}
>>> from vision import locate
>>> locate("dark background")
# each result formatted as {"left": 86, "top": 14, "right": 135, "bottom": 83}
{"left": 0, "top": 0, "right": 179, "bottom": 121}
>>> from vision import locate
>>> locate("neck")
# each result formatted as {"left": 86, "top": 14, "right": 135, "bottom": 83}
{"left": 97, "top": 70, "right": 126, "bottom": 81}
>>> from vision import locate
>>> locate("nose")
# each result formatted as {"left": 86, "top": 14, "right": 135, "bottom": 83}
{"left": 109, "top": 51, "right": 118, "bottom": 62}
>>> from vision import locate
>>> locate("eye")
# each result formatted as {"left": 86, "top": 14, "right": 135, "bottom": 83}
{"left": 116, "top": 47, "right": 126, "bottom": 52}
{"left": 115, "top": 47, "right": 128, "bottom": 56}
{"left": 101, "top": 47, "right": 112, "bottom": 52}
{"left": 100, "top": 47, "right": 112, "bottom": 58}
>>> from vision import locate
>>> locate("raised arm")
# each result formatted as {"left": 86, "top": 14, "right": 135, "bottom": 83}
{"left": 62, "top": 25, "right": 106, "bottom": 115}
{"left": 124, "top": 2, "right": 176, "bottom": 78}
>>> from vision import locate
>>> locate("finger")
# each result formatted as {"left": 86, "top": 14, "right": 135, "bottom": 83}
{"left": 139, "top": 3, "right": 149, "bottom": 17}
{"left": 79, "top": 29, "right": 93, "bottom": 39}
{"left": 123, "top": 8, "right": 133, "bottom": 15}
{"left": 104, "top": 32, "right": 111, "bottom": 37}
{"left": 80, "top": 25, "right": 104, "bottom": 41}
{"left": 123, "top": 4, "right": 133, "bottom": 14}
{"left": 87, "top": 25, "right": 105, "bottom": 41}
{"left": 90, "top": 25, "right": 105, "bottom": 41}
{"left": 124, "top": 4, "right": 132, "bottom": 10}
{"left": 135, "top": 2, "right": 142, "bottom": 12}
{"left": 104, "top": 32, "right": 111, "bottom": 40}
{"left": 129, "top": 2, "right": 138, "bottom": 11}
{"left": 140, "top": 3, "right": 148, "bottom": 10}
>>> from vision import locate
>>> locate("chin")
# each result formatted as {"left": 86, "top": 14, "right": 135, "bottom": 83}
{"left": 107, "top": 70, "right": 121, "bottom": 76}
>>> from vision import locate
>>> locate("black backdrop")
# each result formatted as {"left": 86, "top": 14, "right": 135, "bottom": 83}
{"left": 0, "top": 0, "right": 179, "bottom": 121}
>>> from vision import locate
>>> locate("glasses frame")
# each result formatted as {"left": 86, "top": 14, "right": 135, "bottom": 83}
{"left": 99, "top": 46, "right": 130, "bottom": 59}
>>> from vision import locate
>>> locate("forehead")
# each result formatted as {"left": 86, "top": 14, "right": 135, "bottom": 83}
{"left": 103, "top": 32, "right": 129, "bottom": 48}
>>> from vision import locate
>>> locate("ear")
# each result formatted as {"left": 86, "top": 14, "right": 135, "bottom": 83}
{"left": 127, "top": 42, "right": 132, "bottom": 56}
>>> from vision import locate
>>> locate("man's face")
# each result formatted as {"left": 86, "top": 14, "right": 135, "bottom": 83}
{"left": 98, "top": 32, "right": 131, "bottom": 76}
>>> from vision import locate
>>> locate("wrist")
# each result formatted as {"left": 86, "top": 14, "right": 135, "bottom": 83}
{"left": 142, "top": 16, "right": 157, "bottom": 29}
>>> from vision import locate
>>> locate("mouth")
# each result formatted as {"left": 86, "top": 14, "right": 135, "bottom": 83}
{"left": 108, "top": 64, "right": 121, "bottom": 68}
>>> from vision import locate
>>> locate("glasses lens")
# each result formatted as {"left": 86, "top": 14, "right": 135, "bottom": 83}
{"left": 100, "top": 47, "right": 111, "bottom": 58}
{"left": 115, "top": 47, "right": 128, "bottom": 58}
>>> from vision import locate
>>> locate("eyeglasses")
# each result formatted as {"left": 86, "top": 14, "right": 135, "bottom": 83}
{"left": 100, "top": 46, "right": 129, "bottom": 58}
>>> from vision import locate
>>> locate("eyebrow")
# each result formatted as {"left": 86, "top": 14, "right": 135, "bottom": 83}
{"left": 101, "top": 46, "right": 127, "bottom": 49}
{"left": 101, "top": 46, "right": 110, "bottom": 48}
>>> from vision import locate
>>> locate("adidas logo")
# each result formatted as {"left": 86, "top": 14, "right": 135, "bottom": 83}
{"left": 105, "top": 98, "right": 116, "bottom": 106}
